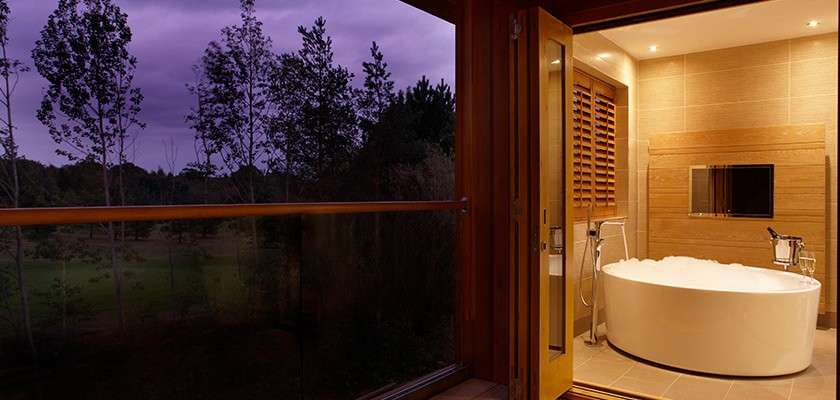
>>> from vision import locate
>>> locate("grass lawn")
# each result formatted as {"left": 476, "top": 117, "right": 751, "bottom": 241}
{"left": 1, "top": 230, "right": 254, "bottom": 336}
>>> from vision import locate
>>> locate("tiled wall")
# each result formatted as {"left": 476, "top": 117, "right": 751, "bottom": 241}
{"left": 572, "top": 33, "right": 639, "bottom": 334}
{"left": 638, "top": 33, "right": 838, "bottom": 316}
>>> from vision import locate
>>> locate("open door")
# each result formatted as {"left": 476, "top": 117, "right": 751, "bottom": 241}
{"left": 529, "top": 7, "right": 575, "bottom": 400}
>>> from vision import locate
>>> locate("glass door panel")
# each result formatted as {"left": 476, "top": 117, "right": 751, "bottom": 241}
{"left": 547, "top": 37, "right": 565, "bottom": 356}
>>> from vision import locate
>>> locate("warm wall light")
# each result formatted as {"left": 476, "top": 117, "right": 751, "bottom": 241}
{"left": 649, "top": 45, "right": 658, "bottom": 52}
{"left": 551, "top": 59, "right": 561, "bottom": 64}
{"left": 597, "top": 53, "right": 611, "bottom": 59}
{"left": 807, "top": 20, "right": 820, "bottom": 28}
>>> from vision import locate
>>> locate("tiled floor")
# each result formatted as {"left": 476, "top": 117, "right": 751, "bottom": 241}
{"left": 573, "top": 325, "right": 837, "bottom": 400}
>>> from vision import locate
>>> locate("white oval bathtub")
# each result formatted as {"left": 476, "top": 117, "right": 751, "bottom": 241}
{"left": 602, "top": 256, "right": 821, "bottom": 377}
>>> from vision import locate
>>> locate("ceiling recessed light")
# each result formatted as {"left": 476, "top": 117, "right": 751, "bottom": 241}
{"left": 806, "top": 20, "right": 820, "bottom": 28}
{"left": 597, "top": 53, "right": 611, "bottom": 59}
{"left": 649, "top": 45, "right": 658, "bottom": 52}
{"left": 551, "top": 59, "right": 561, "bottom": 65}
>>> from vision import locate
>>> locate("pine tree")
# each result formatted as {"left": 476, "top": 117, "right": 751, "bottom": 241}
{"left": 278, "top": 17, "right": 358, "bottom": 199}
{"left": 356, "top": 41, "right": 395, "bottom": 143}
{"left": 404, "top": 76, "right": 455, "bottom": 155}
{"left": 267, "top": 52, "right": 305, "bottom": 201}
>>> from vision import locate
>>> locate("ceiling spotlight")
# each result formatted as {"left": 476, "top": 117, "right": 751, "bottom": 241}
{"left": 649, "top": 45, "right": 658, "bottom": 52}
{"left": 597, "top": 53, "right": 612, "bottom": 59}
{"left": 551, "top": 59, "right": 561, "bottom": 65}
{"left": 806, "top": 20, "right": 820, "bottom": 28}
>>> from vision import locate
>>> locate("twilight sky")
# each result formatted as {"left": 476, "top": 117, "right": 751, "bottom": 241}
{"left": 5, "top": 0, "right": 455, "bottom": 170}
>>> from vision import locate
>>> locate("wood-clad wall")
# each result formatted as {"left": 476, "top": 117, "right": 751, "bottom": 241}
{"left": 638, "top": 33, "right": 838, "bottom": 319}
{"left": 648, "top": 125, "right": 828, "bottom": 312}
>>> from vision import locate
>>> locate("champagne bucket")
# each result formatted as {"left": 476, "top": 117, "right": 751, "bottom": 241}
{"left": 770, "top": 234, "right": 804, "bottom": 268}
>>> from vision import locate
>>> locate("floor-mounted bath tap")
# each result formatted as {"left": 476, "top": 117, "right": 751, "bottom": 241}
{"left": 580, "top": 214, "right": 628, "bottom": 346}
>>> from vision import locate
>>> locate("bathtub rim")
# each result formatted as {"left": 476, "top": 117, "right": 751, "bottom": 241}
{"left": 601, "top": 258, "right": 822, "bottom": 295}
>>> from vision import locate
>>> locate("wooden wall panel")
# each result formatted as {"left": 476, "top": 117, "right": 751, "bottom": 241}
{"left": 767, "top": 166, "right": 825, "bottom": 188}
{"left": 649, "top": 125, "right": 828, "bottom": 313}
{"left": 637, "top": 36, "right": 837, "bottom": 317}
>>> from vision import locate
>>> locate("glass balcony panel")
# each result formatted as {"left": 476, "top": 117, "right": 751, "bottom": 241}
{"left": 0, "top": 211, "right": 456, "bottom": 399}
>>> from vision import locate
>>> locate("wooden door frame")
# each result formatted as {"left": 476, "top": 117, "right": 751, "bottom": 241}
{"left": 446, "top": 0, "right": 793, "bottom": 399}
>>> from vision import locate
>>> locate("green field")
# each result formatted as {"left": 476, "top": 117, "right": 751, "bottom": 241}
{"left": 0, "top": 230, "right": 257, "bottom": 337}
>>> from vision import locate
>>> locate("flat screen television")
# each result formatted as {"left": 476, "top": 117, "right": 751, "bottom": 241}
{"left": 690, "top": 164, "right": 774, "bottom": 218}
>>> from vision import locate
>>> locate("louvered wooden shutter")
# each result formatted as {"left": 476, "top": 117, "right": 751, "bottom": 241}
{"left": 573, "top": 74, "right": 594, "bottom": 209}
{"left": 573, "top": 69, "right": 617, "bottom": 220}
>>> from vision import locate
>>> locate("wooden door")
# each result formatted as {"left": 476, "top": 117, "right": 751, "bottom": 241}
{"left": 511, "top": 7, "right": 574, "bottom": 399}
{"left": 529, "top": 7, "right": 575, "bottom": 400}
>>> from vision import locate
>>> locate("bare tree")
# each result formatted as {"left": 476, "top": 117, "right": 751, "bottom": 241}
{"left": 186, "top": 66, "right": 219, "bottom": 205}
{"left": 0, "top": 0, "right": 35, "bottom": 361}
{"left": 163, "top": 138, "right": 179, "bottom": 319}
{"left": 115, "top": 80, "right": 144, "bottom": 243}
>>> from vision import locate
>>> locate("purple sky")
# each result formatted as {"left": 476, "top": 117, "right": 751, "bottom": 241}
{"left": 6, "top": 0, "right": 455, "bottom": 170}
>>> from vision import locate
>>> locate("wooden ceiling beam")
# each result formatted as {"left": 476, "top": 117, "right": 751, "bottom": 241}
{"left": 398, "top": 0, "right": 457, "bottom": 24}
{"left": 536, "top": 0, "right": 767, "bottom": 33}
{"left": 397, "top": 0, "right": 765, "bottom": 31}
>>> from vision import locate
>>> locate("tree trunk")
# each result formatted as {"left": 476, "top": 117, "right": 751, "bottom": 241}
{"left": 246, "top": 65, "right": 260, "bottom": 268}
{"left": 117, "top": 154, "right": 126, "bottom": 243}
{"left": 61, "top": 258, "right": 67, "bottom": 338}
{"left": 284, "top": 166, "right": 290, "bottom": 203}
{"left": 3, "top": 40, "right": 37, "bottom": 362}
{"left": 248, "top": 169, "right": 259, "bottom": 293}
{"left": 284, "top": 143, "right": 292, "bottom": 203}
{"left": 116, "top": 73, "right": 129, "bottom": 245}
{"left": 234, "top": 233, "right": 242, "bottom": 279}
{"left": 14, "top": 226, "right": 36, "bottom": 361}
{"left": 168, "top": 244, "right": 175, "bottom": 319}
{"left": 107, "top": 221, "right": 124, "bottom": 332}
{"left": 101, "top": 135, "right": 125, "bottom": 333}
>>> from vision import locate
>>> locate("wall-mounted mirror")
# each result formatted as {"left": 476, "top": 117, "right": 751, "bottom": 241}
{"left": 689, "top": 164, "right": 774, "bottom": 218}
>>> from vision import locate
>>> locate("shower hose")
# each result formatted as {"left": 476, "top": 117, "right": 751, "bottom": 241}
{"left": 578, "top": 222, "right": 628, "bottom": 308}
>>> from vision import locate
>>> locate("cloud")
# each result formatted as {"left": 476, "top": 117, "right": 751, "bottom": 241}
{"left": 6, "top": 0, "right": 455, "bottom": 171}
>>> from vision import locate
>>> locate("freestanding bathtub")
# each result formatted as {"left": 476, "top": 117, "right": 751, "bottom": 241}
{"left": 602, "top": 256, "right": 821, "bottom": 377}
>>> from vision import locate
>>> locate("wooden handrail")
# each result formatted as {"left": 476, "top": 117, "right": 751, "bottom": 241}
{"left": 0, "top": 199, "right": 469, "bottom": 227}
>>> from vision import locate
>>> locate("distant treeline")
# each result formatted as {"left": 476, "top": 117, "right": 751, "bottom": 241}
{"left": 2, "top": 69, "right": 454, "bottom": 209}
{"left": 2, "top": 0, "right": 455, "bottom": 211}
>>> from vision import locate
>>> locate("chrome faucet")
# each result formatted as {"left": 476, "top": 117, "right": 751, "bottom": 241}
{"left": 583, "top": 216, "right": 628, "bottom": 346}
